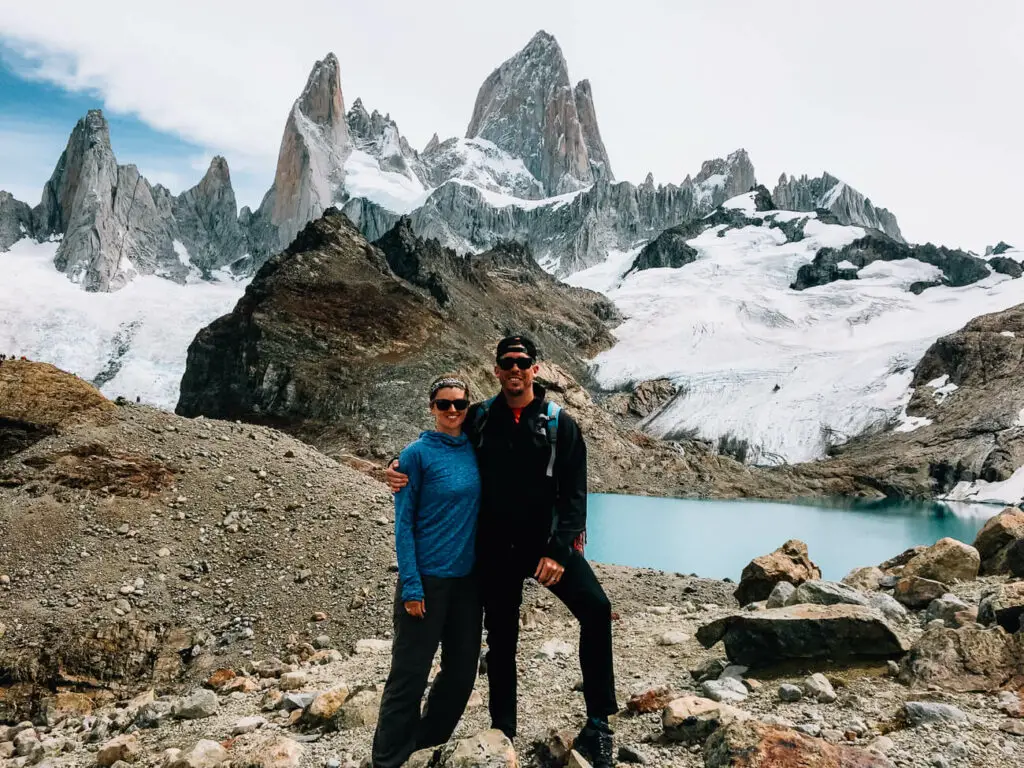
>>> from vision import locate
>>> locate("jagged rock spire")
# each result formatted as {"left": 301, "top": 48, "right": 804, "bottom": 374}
{"left": 172, "top": 156, "right": 246, "bottom": 274}
{"left": 0, "top": 191, "right": 34, "bottom": 251}
{"left": 258, "top": 52, "right": 352, "bottom": 255}
{"left": 465, "top": 30, "right": 613, "bottom": 195}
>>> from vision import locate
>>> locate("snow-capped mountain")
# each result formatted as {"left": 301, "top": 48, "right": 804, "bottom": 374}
{"left": 569, "top": 190, "right": 1024, "bottom": 464}
{"left": 2, "top": 28, "right": 1022, "bottom": 477}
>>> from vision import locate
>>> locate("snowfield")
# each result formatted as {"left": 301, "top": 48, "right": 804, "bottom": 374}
{"left": 0, "top": 239, "right": 248, "bottom": 409}
{"left": 569, "top": 193, "right": 1024, "bottom": 465}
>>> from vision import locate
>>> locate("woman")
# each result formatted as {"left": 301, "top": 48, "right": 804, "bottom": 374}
{"left": 371, "top": 374, "right": 482, "bottom": 768}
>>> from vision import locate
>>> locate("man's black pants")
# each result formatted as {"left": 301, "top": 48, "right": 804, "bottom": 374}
{"left": 371, "top": 574, "right": 482, "bottom": 768}
{"left": 482, "top": 551, "right": 616, "bottom": 738}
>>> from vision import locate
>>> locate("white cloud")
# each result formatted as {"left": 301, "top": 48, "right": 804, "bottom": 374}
{"left": 1, "top": 0, "right": 1022, "bottom": 251}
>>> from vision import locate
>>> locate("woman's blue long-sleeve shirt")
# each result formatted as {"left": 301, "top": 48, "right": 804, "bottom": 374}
{"left": 394, "top": 430, "right": 481, "bottom": 602}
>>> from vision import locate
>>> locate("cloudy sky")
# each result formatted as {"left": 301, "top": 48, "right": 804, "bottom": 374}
{"left": 1, "top": 0, "right": 1021, "bottom": 251}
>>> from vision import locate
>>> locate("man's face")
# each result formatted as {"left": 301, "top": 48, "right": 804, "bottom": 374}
{"left": 494, "top": 351, "right": 538, "bottom": 396}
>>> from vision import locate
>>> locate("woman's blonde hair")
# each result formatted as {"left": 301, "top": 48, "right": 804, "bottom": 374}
{"left": 428, "top": 373, "right": 470, "bottom": 402}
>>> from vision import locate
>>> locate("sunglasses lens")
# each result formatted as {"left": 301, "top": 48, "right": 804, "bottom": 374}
{"left": 434, "top": 399, "right": 470, "bottom": 411}
{"left": 499, "top": 357, "right": 533, "bottom": 370}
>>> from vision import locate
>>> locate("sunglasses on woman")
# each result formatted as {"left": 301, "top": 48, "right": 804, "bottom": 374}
{"left": 432, "top": 398, "right": 471, "bottom": 411}
{"left": 498, "top": 356, "right": 534, "bottom": 371}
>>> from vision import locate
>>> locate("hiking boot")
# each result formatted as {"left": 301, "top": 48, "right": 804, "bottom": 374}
{"left": 574, "top": 721, "right": 614, "bottom": 768}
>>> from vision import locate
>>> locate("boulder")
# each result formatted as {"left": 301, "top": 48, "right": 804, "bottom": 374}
{"left": 901, "top": 538, "right": 980, "bottom": 583}
{"left": 97, "top": 734, "right": 141, "bottom": 766}
{"left": 899, "top": 624, "right": 1023, "bottom": 692}
{"left": 926, "top": 594, "right": 973, "bottom": 627}
{"left": 336, "top": 688, "right": 381, "bottom": 728}
{"left": 703, "top": 720, "right": 892, "bottom": 768}
{"left": 303, "top": 683, "right": 351, "bottom": 726}
{"left": 867, "top": 593, "right": 909, "bottom": 624}
{"left": 696, "top": 604, "right": 908, "bottom": 666}
{"left": 788, "top": 580, "right": 870, "bottom": 607}
{"left": 278, "top": 671, "right": 308, "bottom": 691}
{"left": 978, "top": 582, "right": 1024, "bottom": 632}
{"left": 231, "top": 716, "right": 267, "bottom": 736}
{"left": 893, "top": 576, "right": 948, "bottom": 609}
{"left": 973, "top": 507, "right": 1024, "bottom": 574}
{"left": 232, "top": 735, "right": 303, "bottom": 768}
{"left": 842, "top": 566, "right": 885, "bottom": 592}
{"left": 904, "top": 701, "right": 968, "bottom": 726}
{"left": 778, "top": 684, "right": 803, "bottom": 702}
{"left": 765, "top": 581, "right": 795, "bottom": 608}
{"left": 879, "top": 546, "right": 927, "bottom": 572}
{"left": 171, "top": 688, "right": 219, "bottom": 719}
{"left": 661, "top": 696, "right": 749, "bottom": 744}
{"left": 734, "top": 540, "right": 821, "bottom": 606}
{"left": 204, "top": 668, "right": 236, "bottom": 691}
{"left": 166, "top": 740, "right": 228, "bottom": 768}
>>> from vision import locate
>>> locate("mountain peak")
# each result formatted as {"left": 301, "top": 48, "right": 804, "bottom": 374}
{"left": 465, "top": 30, "right": 610, "bottom": 194}
{"left": 773, "top": 171, "right": 903, "bottom": 241}
{"left": 297, "top": 53, "right": 347, "bottom": 129}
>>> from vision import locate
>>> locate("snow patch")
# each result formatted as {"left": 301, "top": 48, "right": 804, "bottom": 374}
{"left": 343, "top": 149, "right": 431, "bottom": 214}
{"left": 1001, "top": 330, "right": 1016, "bottom": 338}
{"left": 722, "top": 192, "right": 758, "bottom": 215}
{"left": 446, "top": 178, "right": 588, "bottom": 211}
{"left": 837, "top": 260, "right": 857, "bottom": 271}
{"left": 172, "top": 240, "right": 191, "bottom": 268}
{"left": 0, "top": 238, "right": 248, "bottom": 409}
{"left": 939, "top": 465, "right": 1024, "bottom": 506}
{"left": 925, "top": 374, "right": 958, "bottom": 404}
{"left": 857, "top": 259, "right": 943, "bottom": 290}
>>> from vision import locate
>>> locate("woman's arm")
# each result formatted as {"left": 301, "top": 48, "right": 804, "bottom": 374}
{"left": 394, "top": 444, "right": 425, "bottom": 605}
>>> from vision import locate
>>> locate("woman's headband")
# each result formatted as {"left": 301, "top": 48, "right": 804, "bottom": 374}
{"left": 429, "top": 377, "right": 469, "bottom": 399}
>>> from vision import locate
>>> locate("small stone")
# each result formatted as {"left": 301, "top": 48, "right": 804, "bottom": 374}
{"left": 178, "top": 739, "right": 228, "bottom": 768}
{"left": 538, "top": 638, "right": 574, "bottom": 659}
{"left": 354, "top": 639, "right": 392, "bottom": 655}
{"left": 868, "top": 735, "right": 895, "bottom": 754}
{"left": 279, "top": 671, "right": 308, "bottom": 691}
{"left": 117, "top": 524, "right": 130, "bottom": 535}
{"left": 886, "top": 660, "right": 900, "bottom": 676}
{"left": 0, "top": 574, "right": 10, "bottom": 585}
{"left": 313, "top": 634, "right": 332, "bottom": 649}
{"left": 157, "top": 548, "right": 171, "bottom": 558}
{"left": 232, "top": 734, "right": 303, "bottom": 768}
{"left": 304, "top": 684, "right": 350, "bottom": 725}
{"left": 232, "top": 716, "right": 267, "bottom": 735}
{"left": 778, "top": 684, "right": 803, "bottom": 702}
{"left": 662, "top": 695, "right": 749, "bottom": 743}
{"left": 626, "top": 685, "right": 673, "bottom": 714}
{"left": 567, "top": 750, "right": 592, "bottom": 768}
{"left": 657, "top": 631, "right": 687, "bottom": 646}
{"left": 999, "top": 719, "right": 1024, "bottom": 736}
{"left": 803, "top": 673, "right": 837, "bottom": 703}
{"left": 701, "top": 677, "right": 748, "bottom": 703}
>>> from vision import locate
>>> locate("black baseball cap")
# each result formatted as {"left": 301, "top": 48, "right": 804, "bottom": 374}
{"left": 496, "top": 335, "right": 538, "bottom": 361}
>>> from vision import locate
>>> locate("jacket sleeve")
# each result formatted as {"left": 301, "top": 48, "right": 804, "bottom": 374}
{"left": 544, "top": 410, "right": 587, "bottom": 564}
{"left": 394, "top": 443, "right": 424, "bottom": 602}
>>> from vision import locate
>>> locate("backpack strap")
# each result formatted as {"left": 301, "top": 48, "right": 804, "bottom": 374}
{"left": 538, "top": 401, "right": 560, "bottom": 477}
{"left": 472, "top": 395, "right": 498, "bottom": 448}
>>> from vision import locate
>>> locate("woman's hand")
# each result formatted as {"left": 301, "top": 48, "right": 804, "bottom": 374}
{"left": 404, "top": 600, "right": 426, "bottom": 618}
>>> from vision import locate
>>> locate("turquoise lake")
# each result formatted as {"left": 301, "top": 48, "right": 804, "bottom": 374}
{"left": 584, "top": 494, "right": 997, "bottom": 582}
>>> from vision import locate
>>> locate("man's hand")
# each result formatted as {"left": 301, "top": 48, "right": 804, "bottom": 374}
{"left": 404, "top": 600, "right": 425, "bottom": 619}
{"left": 534, "top": 557, "right": 565, "bottom": 587}
{"left": 386, "top": 460, "right": 409, "bottom": 493}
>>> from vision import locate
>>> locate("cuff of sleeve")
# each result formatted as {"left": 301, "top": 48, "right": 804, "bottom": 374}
{"left": 544, "top": 540, "right": 572, "bottom": 565}
{"left": 401, "top": 586, "right": 424, "bottom": 603}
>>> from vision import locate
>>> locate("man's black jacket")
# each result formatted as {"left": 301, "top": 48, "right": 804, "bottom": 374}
{"left": 464, "top": 383, "right": 587, "bottom": 569}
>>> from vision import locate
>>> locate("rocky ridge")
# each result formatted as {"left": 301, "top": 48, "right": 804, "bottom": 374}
{"left": 774, "top": 172, "right": 904, "bottom": 242}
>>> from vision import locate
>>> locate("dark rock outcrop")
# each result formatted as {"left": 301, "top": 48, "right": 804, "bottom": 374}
{"left": 792, "top": 233, "right": 994, "bottom": 292}
{"left": 774, "top": 171, "right": 903, "bottom": 241}
{"left": 176, "top": 210, "right": 616, "bottom": 455}
{"left": 626, "top": 227, "right": 699, "bottom": 274}
{"left": 465, "top": 31, "right": 612, "bottom": 195}
{"left": 0, "top": 191, "right": 34, "bottom": 251}
{"left": 989, "top": 256, "right": 1023, "bottom": 278}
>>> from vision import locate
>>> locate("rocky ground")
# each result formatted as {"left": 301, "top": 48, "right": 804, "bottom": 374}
{"left": 4, "top": 362, "right": 1024, "bottom": 768}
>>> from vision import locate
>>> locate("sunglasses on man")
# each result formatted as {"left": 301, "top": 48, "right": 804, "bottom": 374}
{"left": 432, "top": 398, "right": 471, "bottom": 411}
{"left": 498, "top": 356, "right": 534, "bottom": 371}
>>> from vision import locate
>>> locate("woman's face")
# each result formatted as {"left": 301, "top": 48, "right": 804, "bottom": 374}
{"left": 431, "top": 386, "right": 469, "bottom": 432}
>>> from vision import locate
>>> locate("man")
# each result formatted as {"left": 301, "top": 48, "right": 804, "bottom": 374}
{"left": 387, "top": 336, "right": 616, "bottom": 766}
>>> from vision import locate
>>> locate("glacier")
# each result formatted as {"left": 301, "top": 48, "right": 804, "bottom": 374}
{"left": 569, "top": 193, "right": 1024, "bottom": 465}
{"left": 0, "top": 239, "right": 248, "bottom": 409}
